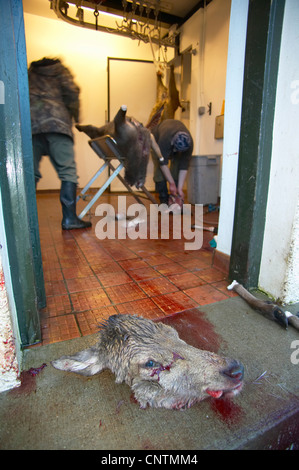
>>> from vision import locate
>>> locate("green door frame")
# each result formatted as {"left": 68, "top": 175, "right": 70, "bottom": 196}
{"left": 229, "top": 0, "right": 286, "bottom": 289}
{"left": 0, "top": 0, "right": 45, "bottom": 347}
{"left": 0, "top": 0, "right": 287, "bottom": 343}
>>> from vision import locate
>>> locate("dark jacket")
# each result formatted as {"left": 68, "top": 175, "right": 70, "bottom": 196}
{"left": 152, "top": 119, "right": 193, "bottom": 170}
{"left": 28, "top": 58, "right": 80, "bottom": 139}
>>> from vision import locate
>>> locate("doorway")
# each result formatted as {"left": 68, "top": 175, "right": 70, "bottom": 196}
{"left": 108, "top": 58, "right": 157, "bottom": 191}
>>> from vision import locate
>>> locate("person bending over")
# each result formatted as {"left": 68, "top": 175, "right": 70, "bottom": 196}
{"left": 150, "top": 119, "right": 193, "bottom": 205}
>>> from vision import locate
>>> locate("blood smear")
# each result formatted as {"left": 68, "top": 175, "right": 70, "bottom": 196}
{"left": 159, "top": 308, "right": 224, "bottom": 353}
{"left": 210, "top": 397, "right": 243, "bottom": 426}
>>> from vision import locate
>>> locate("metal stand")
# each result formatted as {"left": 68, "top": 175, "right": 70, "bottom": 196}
{"left": 77, "top": 135, "right": 157, "bottom": 220}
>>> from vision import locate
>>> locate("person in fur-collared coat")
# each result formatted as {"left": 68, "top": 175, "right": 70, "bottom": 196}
{"left": 28, "top": 57, "right": 91, "bottom": 229}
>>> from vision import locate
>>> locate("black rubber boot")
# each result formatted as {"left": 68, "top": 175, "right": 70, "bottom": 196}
{"left": 155, "top": 181, "right": 169, "bottom": 204}
{"left": 60, "top": 181, "right": 92, "bottom": 230}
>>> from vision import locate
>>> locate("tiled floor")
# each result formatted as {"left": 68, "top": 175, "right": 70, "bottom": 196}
{"left": 36, "top": 191, "right": 236, "bottom": 346}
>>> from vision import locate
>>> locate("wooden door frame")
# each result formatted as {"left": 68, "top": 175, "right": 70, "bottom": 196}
{"left": 0, "top": 0, "right": 45, "bottom": 347}
{"left": 229, "top": 0, "right": 286, "bottom": 288}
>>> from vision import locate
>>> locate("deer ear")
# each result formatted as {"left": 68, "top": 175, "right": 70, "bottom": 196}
{"left": 51, "top": 346, "right": 106, "bottom": 376}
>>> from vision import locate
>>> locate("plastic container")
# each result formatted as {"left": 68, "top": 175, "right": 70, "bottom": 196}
{"left": 187, "top": 155, "right": 221, "bottom": 205}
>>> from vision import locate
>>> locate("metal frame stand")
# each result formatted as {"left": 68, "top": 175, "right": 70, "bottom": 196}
{"left": 77, "top": 135, "right": 157, "bottom": 220}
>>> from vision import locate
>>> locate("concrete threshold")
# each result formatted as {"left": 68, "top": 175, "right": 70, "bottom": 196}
{"left": 0, "top": 296, "right": 298, "bottom": 450}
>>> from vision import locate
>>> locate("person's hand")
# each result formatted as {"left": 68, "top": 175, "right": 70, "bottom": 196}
{"left": 177, "top": 188, "right": 185, "bottom": 199}
{"left": 169, "top": 182, "right": 177, "bottom": 195}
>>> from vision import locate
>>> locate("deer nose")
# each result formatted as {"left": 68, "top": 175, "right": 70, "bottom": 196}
{"left": 222, "top": 361, "right": 244, "bottom": 381}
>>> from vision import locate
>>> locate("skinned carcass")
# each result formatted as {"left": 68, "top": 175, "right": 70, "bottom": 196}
{"left": 52, "top": 314, "right": 244, "bottom": 410}
{"left": 76, "top": 105, "right": 151, "bottom": 188}
{"left": 146, "top": 65, "right": 182, "bottom": 130}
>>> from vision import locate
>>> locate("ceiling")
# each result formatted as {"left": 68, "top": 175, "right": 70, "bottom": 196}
{"left": 22, "top": 0, "right": 213, "bottom": 47}
{"left": 23, "top": 0, "right": 213, "bottom": 27}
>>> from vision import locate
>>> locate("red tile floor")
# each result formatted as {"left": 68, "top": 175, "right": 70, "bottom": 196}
{"left": 36, "top": 191, "right": 237, "bottom": 346}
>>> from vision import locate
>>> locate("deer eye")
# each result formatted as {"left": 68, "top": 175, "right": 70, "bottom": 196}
{"left": 144, "top": 360, "right": 158, "bottom": 368}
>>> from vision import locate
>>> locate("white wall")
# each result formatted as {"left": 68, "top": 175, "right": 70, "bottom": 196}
{"left": 280, "top": 201, "right": 299, "bottom": 303}
{"left": 216, "top": 0, "right": 248, "bottom": 256}
{"left": 259, "top": 0, "right": 299, "bottom": 303}
{"left": 179, "top": 0, "right": 231, "bottom": 157}
{"left": 24, "top": 2, "right": 231, "bottom": 190}
{"left": 0, "top": 257, "right": 20, "bottom": 392}
{"left": 216, "top": 0, "right": 299, "bottom": 304}
{"left": 24, "top": 12, "right": 171, "bottom": 190}
{"left": 0, "top": 191, "right": 21, "bottom": 393}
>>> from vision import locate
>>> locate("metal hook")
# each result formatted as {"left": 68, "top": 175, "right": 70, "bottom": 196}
{"left": 94, "top": 8, "right": 99, "bottom": 30}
